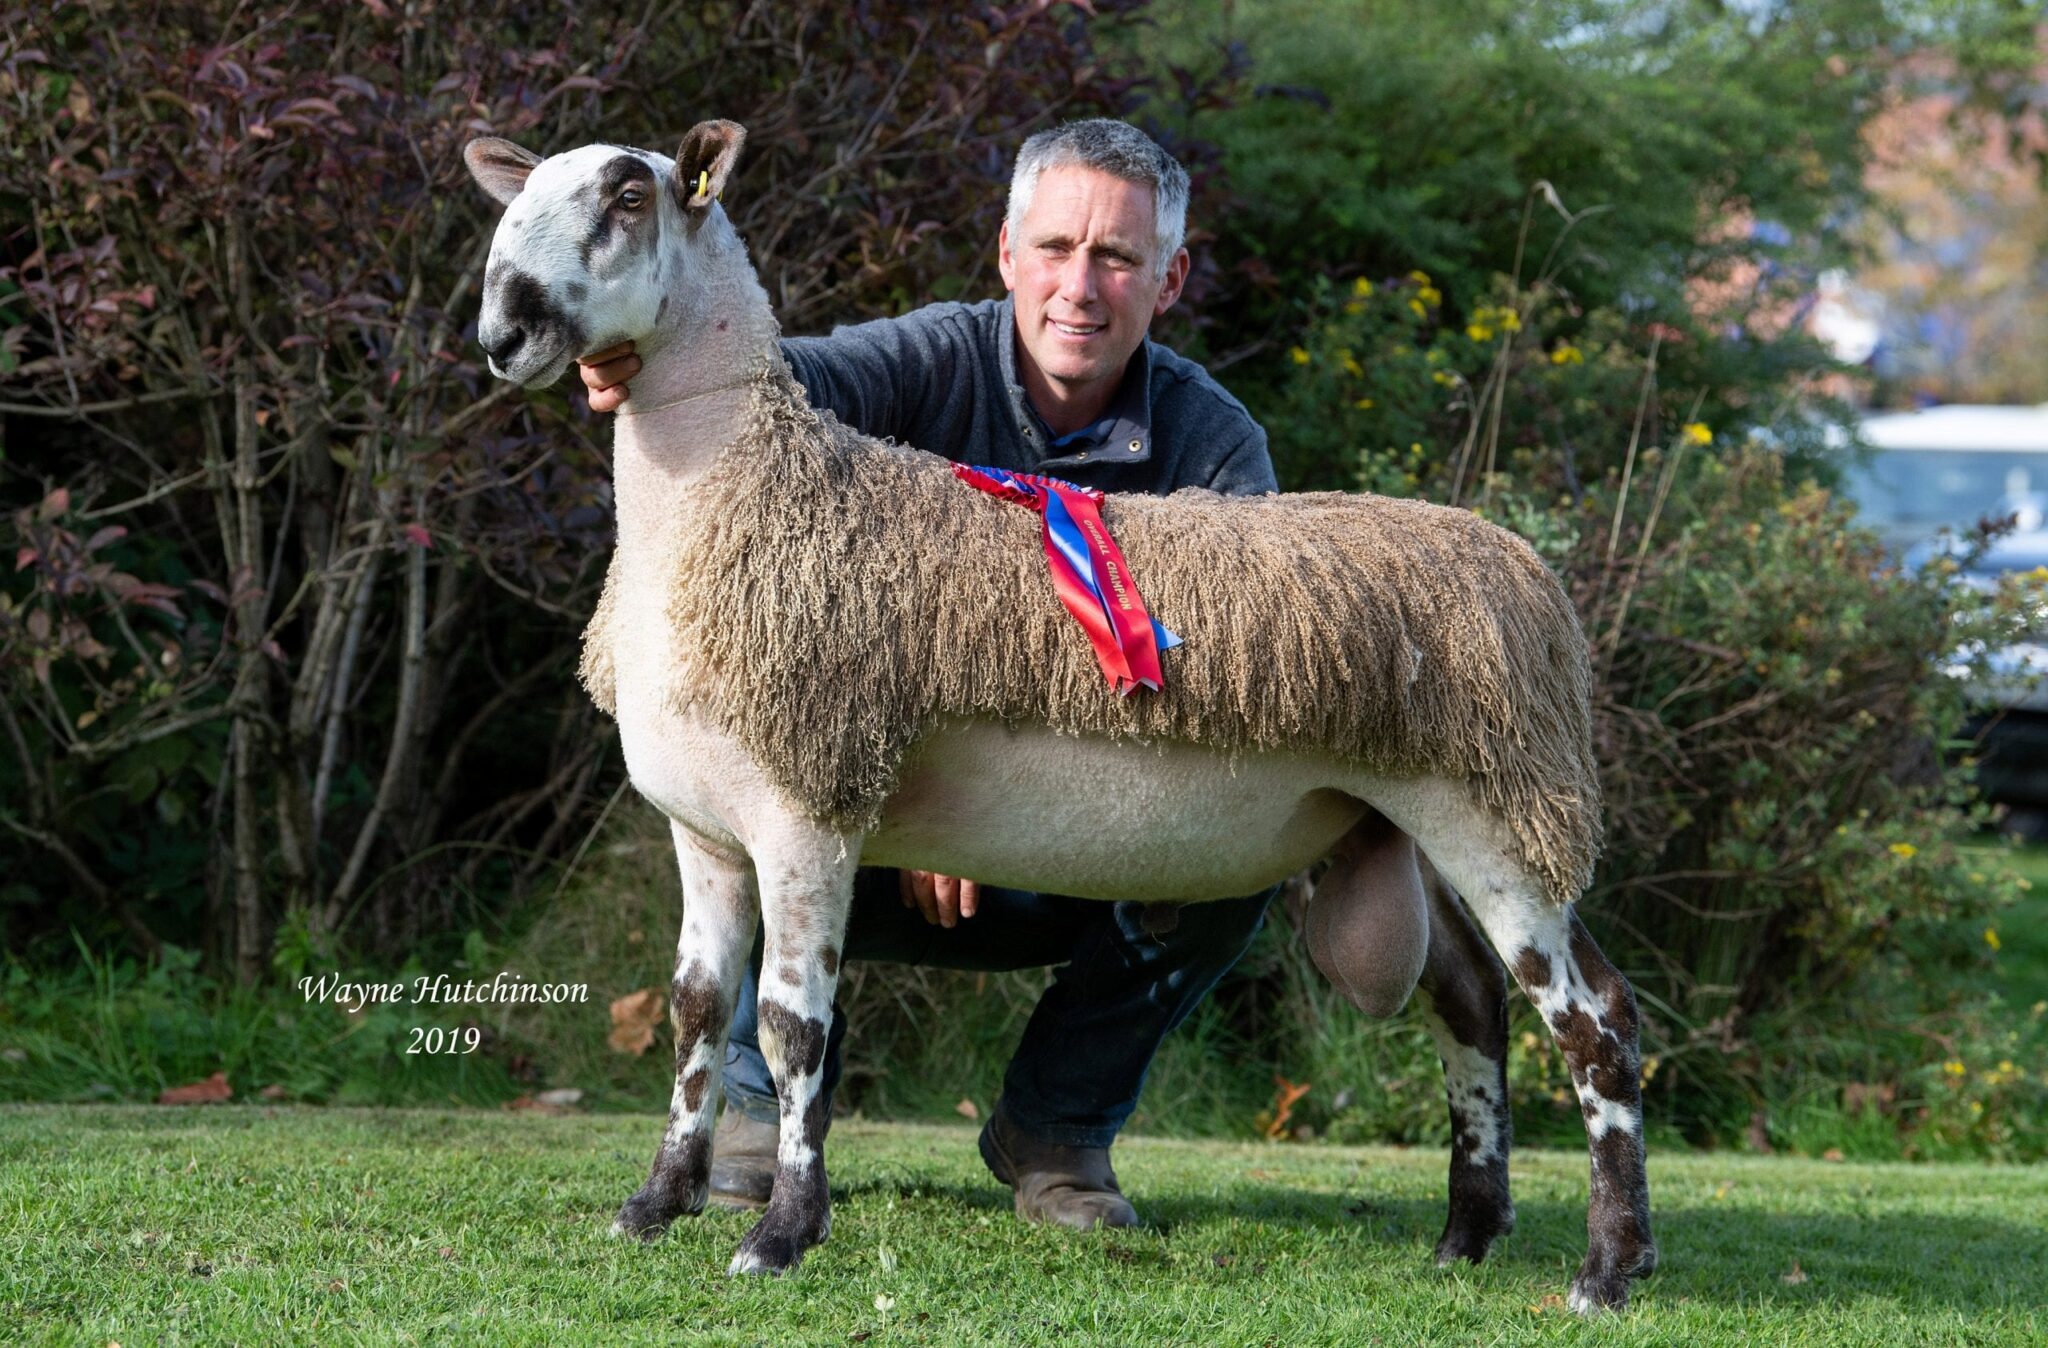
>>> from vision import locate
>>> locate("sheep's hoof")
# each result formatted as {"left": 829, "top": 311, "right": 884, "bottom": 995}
{"left": 727, "top": 1209, "right": 826, "bottom": 1276}
{"left": 1433, "top": 1203, "right": 1514, "bottom": 1267}
{"left": 1565, "top": 1244, "right": 1655, "bottom": 1315}
{"left": 612, "top": 1183, "right": 701, "bottom": 1242}
{"left": 727, "top": 1228, "right": 804, "bottom": 1276}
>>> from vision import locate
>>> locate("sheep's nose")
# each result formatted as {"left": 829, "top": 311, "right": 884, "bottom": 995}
{"left": 485, "top": 326, "right": 527, "bottom": 365}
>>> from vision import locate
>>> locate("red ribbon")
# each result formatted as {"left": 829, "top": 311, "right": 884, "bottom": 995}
{"left": 955, "top": 464, "right": 1176, "bottom": 694}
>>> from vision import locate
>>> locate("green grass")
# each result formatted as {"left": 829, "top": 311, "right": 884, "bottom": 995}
{"left": 2, "top": 1107, "right": 2043, "bottom": 1345}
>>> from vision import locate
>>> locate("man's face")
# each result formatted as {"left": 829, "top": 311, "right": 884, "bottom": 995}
{"left": 999, "top": 165, "right": 1190, "bottom": 412}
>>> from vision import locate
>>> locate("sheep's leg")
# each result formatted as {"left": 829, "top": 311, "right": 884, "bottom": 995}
{"left": 727, "top": 837, "right": 859, "bottom": 1277}
{"left": 1411, "top": 864, "right": 1516, "bottom": 1266}
{"left": 1388, "top": 795, "right": 1653, "bottom": 1314}
{"left": 614, "top": 824, "right": 757, "bottom": 1240}
{"left": 1469, "top": 896, "right": 1653, "bottom": 1312}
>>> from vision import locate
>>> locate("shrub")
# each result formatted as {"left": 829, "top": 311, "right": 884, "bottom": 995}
{"left": 0, "top": 0, "right": 1222, "bottom": 977}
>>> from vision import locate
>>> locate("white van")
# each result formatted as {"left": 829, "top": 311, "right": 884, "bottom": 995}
{"left": 1845, "top": 403, "right": 2048, "bottom": 812}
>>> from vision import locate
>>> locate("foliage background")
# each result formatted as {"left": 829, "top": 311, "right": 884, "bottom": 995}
{"left": 3, "top": 0, "right": 2045, "bottom": 1160}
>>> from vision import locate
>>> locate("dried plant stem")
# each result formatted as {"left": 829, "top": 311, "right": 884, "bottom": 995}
{"left": 1605, "top": 331, "right": 1663, "bottom": 569}
{"left": 1599, "top": 390, "right": 1705, "bottom": 681}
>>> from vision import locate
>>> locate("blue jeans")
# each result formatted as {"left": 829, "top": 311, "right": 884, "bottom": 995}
{"left": 723, "top": 867, "right": 1274, "bottom": 1147}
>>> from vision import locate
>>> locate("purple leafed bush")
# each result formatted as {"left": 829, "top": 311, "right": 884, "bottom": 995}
{"left": 0, "top": 0, "right": 1216, "bottom": 974}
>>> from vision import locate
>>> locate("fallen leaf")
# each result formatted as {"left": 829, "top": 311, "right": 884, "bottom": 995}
{"left": 1821, "top": 1148, "right": 1844, "bottom": 1162}
{"left": 1527, "top": 1293, "right": 1567, "bottom": 1314}
{"left": 1262, "top": 1075, "right": 1312, "bottom": 1140}
{"left": 1781, "top": 1260, "right": 1809, "bottom": 1285}
{"left": 1212, "top": 1253, "right": 1235, "bottom": 1268}
{"left": 159, "top": 1072, "right": 232, "bottom": 1105}
{"left": 608, "top": 988, "right": 665, "bottom": 1055}
{"left": 535, "top": 1088, "right": 584, "bottom": 1108}
{"left": 954, "top": 1097, "right": 979, "bottom": 1121}
{"left": 259, "top": 1084, "right": 290, "bottom": 1101}
{"left": 438, "top": 1246, "right": 456, "bottom": 1259}
{"left": 873, "top": 1294, "right": 895, "bottom": 1313}
{"left": 503, "top": 1094, "right": 569, "bottom": 1116}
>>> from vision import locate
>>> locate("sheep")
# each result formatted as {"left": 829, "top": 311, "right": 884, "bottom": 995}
{"left": 462, "top": 122, "right": 1656, "bottom": 1314}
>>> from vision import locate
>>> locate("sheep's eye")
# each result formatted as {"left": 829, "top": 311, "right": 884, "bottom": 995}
{"left": 619, "top": 187, "right": 644, "bottom": 209}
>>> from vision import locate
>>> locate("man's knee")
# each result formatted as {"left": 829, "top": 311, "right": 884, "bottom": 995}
{"left": 1116, "top": 887, "right": 1275, "bottom": 965}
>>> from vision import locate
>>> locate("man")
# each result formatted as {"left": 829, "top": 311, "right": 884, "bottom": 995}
{"left": 578, "top": 119, "right": 1277, "bottom": 1230}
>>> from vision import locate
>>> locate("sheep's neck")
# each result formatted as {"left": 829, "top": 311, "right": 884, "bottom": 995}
{"left": 609, "top": 210, "right": 780, "bottom": 555}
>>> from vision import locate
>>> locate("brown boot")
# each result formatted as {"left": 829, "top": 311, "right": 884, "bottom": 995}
{"left": 977, "top": 1100, "right": 1139, "bottom": 1230}
{"left": 707, "top": 1107, "right": 779, "bottom": 1211}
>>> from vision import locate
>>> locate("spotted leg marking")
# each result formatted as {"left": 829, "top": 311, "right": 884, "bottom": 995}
{"left": 1512, "top": 909, "right": 1657, "bottom": 1312}
{"left": 727, "top": 842, "right": 858, "bottom": 1276}
{"left": 1411, "top": 863, "right": 1515, "bottom": 1266}
{"left": 613, "top": 824, "right": 756, "bottom": 1240}
{"left": 1377, "top": 778, "right": 1655, "bottom": 1315}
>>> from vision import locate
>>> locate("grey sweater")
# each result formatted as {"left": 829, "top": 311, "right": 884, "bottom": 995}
{"left": 780, "top": 295, "right": 1276, "bottom": 499}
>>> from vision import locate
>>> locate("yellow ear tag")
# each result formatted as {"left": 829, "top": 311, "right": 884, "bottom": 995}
{"left": 695, "top": 170, "right": 709, "bottom": 199}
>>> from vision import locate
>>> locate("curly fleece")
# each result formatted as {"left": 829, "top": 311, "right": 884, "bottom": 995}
{"left": 581, "top": 368, "right": 1602, "bottom": 905}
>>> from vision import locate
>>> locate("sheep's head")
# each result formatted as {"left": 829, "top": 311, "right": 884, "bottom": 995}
{"left": 464, "top": 121, "right": 746, "bottom": 387}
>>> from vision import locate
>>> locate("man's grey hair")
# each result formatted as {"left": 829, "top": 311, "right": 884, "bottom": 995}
{"left": 1006, "top": 119, "right": 1190, "bottom": 278}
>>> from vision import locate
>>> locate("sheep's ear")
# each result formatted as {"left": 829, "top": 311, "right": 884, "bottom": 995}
{"left": 465, "top": 138, "right": 541, "bottom": 206}
{"left": 674, "top": 120, "right": 746, "bottom": 215}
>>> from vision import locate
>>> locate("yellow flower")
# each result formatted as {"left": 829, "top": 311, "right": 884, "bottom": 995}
{"left": 1944, "top": 1060, "right": 1967, "bottom": 1077}
{"left": 1343, "top": 300, "right": 1365, "bottom": 315}
{"left": 1466, "top": 323, "right": 1495, "bottom": 342}
{"left": 1417, "top": 285, "right": 1443, "bottom": 308}
{"left": 1681, "top": 422, "right": 1714, "bottom": 447}
{"left": 1351, "top": 276, "right": 1374, "bottom": 298}
{"left": 1408, "top": 298, "right": 1427, "bottom": 318}
{"left": 1432, "top": 369, "right": 1456, "bottom": 386}
{"left": 1341, "top": 351, "right": 1363, "bottom": 377}
{"left": 1352, "top": 397, "right": 1375, "bottom": 410}
{"left": 1640, "top": 1055, "right": 1660, "bottom": 1084}
{"left": 1985, "top": 927, "right": 2001, "bottom": 951}
{"left": 1407, "top": 269, "right": 1431, "bottom": 285}
{"left": 1499, "top": 308, "right": 1522, "bottom": 332}
{"left": 1289, "top": 346, "right": 1310, "bottom": 366}
{"left": 1550, "top": 344, "right": 1584, "bottom": 366}
{"left": 1888, "top": 842, "right": 1918, "bottom": 859}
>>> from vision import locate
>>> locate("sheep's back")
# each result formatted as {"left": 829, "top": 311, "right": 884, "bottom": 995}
{"left": 594, "top": 374, "right": 1600, "bottom": 904}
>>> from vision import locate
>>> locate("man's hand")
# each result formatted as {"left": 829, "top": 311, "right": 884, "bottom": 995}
{"left": 579, "top": 341, "right": 641, "bottom": 413}
{"left": 900, "top": 870, "right": 980, "bottom": 928}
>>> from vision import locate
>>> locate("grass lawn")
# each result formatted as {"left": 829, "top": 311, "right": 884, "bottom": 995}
{"left": 1, "top": 1107, "right": 2043, "bottom": 1345}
